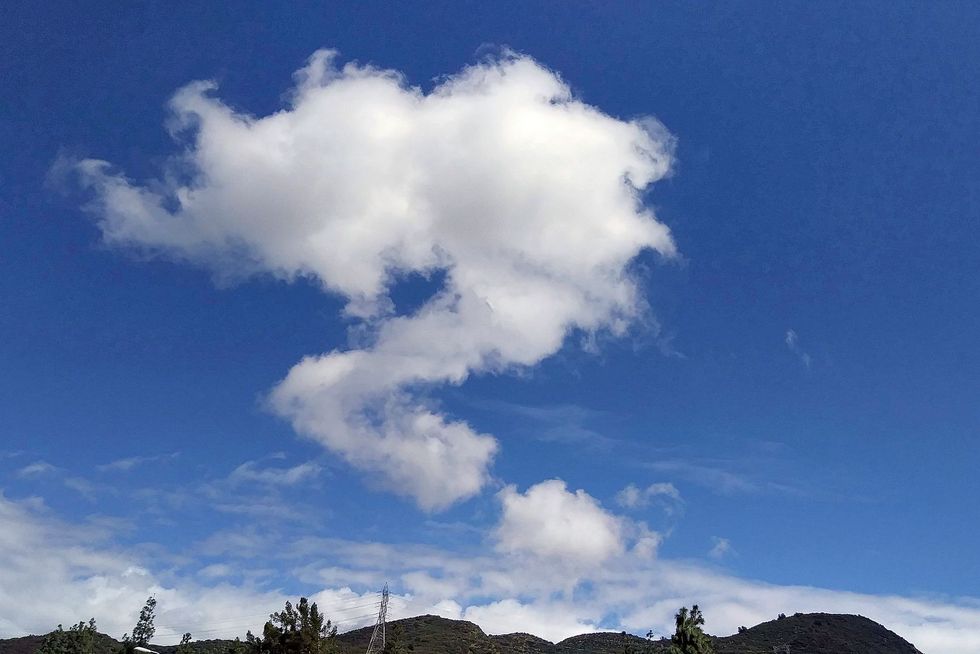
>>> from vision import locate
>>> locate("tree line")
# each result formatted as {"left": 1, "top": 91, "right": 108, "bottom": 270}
{"left": 38, "top": 597, "right": 715, "bottom": 654}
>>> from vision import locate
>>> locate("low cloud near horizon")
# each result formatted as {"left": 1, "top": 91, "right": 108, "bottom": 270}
{"left": 2, "top": 490, "right": 979, "bottom": 652}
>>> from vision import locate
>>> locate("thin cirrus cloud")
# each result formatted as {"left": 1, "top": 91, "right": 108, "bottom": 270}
{"left": 226, "top": 460, "right": 322, "bottom": 487}
{"left": 97, "top": 453, "right": 179, "bottom": 472}
{"left": 785, "top": 329, "right": 812, "bottom": 369}
{"left": 72, "top": 49, "right": 678, "bottom": 511}
{"left": 15, "top": 461, "right": 58, "bottom": 478}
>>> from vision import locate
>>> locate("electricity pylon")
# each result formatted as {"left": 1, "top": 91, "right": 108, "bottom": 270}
{"left": 365, "top": 583, "right": 389, "bottom": 654}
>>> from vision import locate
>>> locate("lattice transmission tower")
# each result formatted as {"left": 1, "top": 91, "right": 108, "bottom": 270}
{"left": 365, "top": 583, "right": 389, "bottom": 654}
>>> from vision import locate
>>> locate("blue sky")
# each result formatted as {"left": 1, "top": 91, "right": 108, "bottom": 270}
{"left": 2, "top": 2, "right": 979, "bottom": 652}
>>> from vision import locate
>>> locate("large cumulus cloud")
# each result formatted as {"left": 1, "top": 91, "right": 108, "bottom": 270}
{"left": 75, "top": 49, "right": 676, "bottom": 510}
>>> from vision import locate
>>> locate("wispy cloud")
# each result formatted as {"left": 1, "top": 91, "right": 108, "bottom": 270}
{"left": 785, "top": 329, "right": 812, "bottom": 369}
{"left": 16, "top": 461, "right": 58, "bottom": 478}
{"left": 194, "top": 459, "right": 327, "bottom": 524}
{"left": 227, "top": 460, "right": 321, "bottom": 487}
{"left": 616, "top": 482, "right": 684, "bottom": 516}
{"left": 708, "top": 536, "right": 734, "bottom": 560}
{"left": 121, "top": 457, "right": 326, "bottom": 527}
{"left": 646, "top": 459, "right": 760, "bottom": 495}
{"left": 469, "top": 400, "right": 617, "bottom": 449}
{"left": 97, "top": 452, "right": 179, "bottom": 472}
{"left": 63, "top": 477, "right": 99, "bottom": 501}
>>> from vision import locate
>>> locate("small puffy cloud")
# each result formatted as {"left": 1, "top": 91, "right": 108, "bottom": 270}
{"left": 494, "top": 480, "right": 626, "bottom": 567}
{"left": 708, "top": 536, "right": 733, "bottom": 560}
{"left": 616, "top": 482, "right": 682, "bottom": 514}
{"left": 16, "top": 461, "right": 57, "bottom": 478}
{"left": 74, "top": 49, "right": 677, "bottom": 511}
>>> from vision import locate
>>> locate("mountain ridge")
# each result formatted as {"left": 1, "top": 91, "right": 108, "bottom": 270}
{"left": 0, "top": 612, "right": 923, "bottom": 654}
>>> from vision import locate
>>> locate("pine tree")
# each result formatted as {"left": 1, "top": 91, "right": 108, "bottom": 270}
{"left": 122, "top": 597, "right": 157, "bottom": 654}
{"left": 38, "top": 619, "right": 99, "bottom": 654}
{"left": 381, "top": 624, "right": 409, "bottom": 654}
{"left": 668, "top": 605, "right": 714, "bottom": 654}
{"left": 246, "top": 598, "right": 337, "bottom": 654}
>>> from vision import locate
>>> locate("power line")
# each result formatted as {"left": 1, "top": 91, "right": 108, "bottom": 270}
{"left": 153, "top": 612, "right": 380, "bottom": 641}
{"left": 151, "top": 597, "right": 386, "bottom": 640}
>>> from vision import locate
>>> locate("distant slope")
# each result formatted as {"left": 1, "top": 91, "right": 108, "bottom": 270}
{"left": 0, "top": 612, "right": 922, "bottom": 654}
{"left": 713, "top": 612, "right": 923, "bottom": 654}
{"left": 489, "top": 632, "right": 560, "bottom": 654}
{"left": 335, "top": 615, "right": 498, "bottom": 654}
{"left": 0, "top": 636, "right": 43, "bottom": 654}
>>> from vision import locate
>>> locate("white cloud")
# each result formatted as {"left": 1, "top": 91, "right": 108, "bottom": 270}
{"left": 74, "top": 49, "right": 676, "bottom": 511}
{"left": 284, "top": 532, "right": 980, "bottom": 652}
{"left": 494, "top": 480, "right": 627, "bottom": 568}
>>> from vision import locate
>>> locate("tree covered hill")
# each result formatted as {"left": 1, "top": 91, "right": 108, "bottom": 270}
{"left": 0, "top": 612, "right": 922, "bottom": 654}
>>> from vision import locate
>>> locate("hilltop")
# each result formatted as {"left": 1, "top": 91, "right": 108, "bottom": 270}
{"left": 0, "top": 612, "right": 922, "bottom": 654}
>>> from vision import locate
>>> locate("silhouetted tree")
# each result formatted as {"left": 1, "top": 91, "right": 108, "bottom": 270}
{"left": 38, "top": 619, "right": 99, "bottom": 654}
{"left": 246, "top": 598, "right": 337, "bottom": 654}
{"left": 225, "top": 638, "right": 248, "bottom": 654}
{"left": 122, "top": 597, "right": 157, "bottom": 654}
{"left": 668, "top": 605, "right": 713, "bottom": 654}
{"left": 381, "top": 624, "right": 409, "bottom": 654}
{"left": 177, "top": 633, "right": 193, "bottom": 654}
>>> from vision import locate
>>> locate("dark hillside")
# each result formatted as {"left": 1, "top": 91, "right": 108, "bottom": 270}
{"left": 0, "top": 636, "right": 43, "bottom": 654}
{"left": 335, "top": 615, "right": 497, "bottom": 654}
{"left": 713, "top": 613, "right": 922, "bottom": 654}
{"left": 0, "top": 612, "right": 923, "bottom": 654}
{"left": 489, "top": 633, "right": 557, "bottom": 654}
{"left": 555, "top": 632, "right": 667, "bottom": 654}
